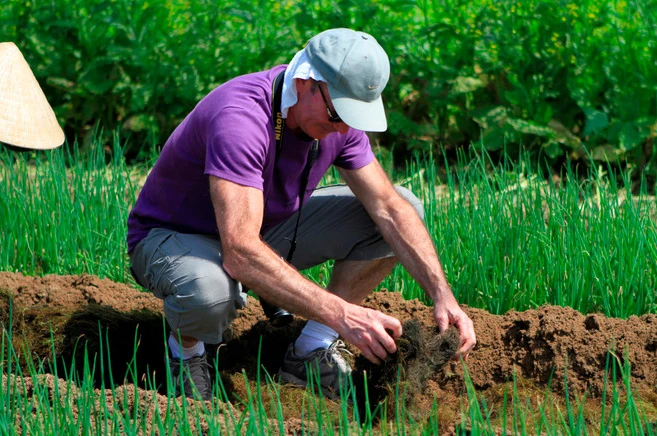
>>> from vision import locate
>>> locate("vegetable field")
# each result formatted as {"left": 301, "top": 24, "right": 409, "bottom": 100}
{"left": 1, "top": 0, "right": 657, "bottom": 433}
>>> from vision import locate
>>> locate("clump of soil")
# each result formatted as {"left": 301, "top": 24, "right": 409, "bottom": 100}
{"left": 1, "top": 272, "right": 656, "bottom": 433}
{"left": 355, "top": 319, "right": 459, "bottom": 417}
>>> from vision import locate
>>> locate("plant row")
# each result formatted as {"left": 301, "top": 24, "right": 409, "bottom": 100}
{"left": 2, "top": 139, "right": 656, "bottom": 318}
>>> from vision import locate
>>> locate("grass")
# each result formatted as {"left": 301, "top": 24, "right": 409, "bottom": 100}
{"left": 0, "top": 136, "right": 142, "bottom": 283}
{"left": 2, "top": 139, "right": 657, "bottom": 318}
{"left": 375, "top": 150, "right": 657, "bottom": 318}
{"left": 312, "top": 150, "right": 657, "bottom": 318}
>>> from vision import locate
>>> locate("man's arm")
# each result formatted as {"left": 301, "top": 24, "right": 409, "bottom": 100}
{"left": 339, "top": 159, "right": 476, "bottom": 358}
{"left": 209, "top": 175, "right": 402, "bottom": 363}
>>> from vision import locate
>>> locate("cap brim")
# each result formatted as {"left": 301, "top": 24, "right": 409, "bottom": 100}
{"left": 327, "top": 83, "right": 387, "bottom": 132}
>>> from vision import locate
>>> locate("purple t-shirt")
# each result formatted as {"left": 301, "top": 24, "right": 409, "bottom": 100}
{"left": 127, "top": 65, "right": 375, "bottom": 253}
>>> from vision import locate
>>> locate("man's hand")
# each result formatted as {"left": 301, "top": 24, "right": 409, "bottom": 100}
{"left": 433, "top": 297, "right": 476, "bottom": 359}
{"left": 336, "top": 303, "right": 402, "bottom": 364}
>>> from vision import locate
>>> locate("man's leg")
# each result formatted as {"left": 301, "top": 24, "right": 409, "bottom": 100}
{"left": 327, "top": 257, "right": 398, "bottom": 304}
{"left": 290, "top": 257, "right": 398, "bottom": 366}
{"left": 130, "top": 228, "right": 247, "bottom": 400}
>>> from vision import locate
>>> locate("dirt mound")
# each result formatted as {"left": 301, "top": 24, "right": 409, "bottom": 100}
{"left": 1, "top": 272, "right": 656, "bottom": 430}
{"left": 0, "top": 272, "right": 162, "bottom": 311}
{"left": 1, "top": 372, "right": 283, "bottom": 434}
{"left": 360, "top": 291, "right": 657, "bottom": 397}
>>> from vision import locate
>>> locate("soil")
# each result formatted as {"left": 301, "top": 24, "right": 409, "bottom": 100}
{"left": 1, "top": 271, "right": 656, "bottom": 434}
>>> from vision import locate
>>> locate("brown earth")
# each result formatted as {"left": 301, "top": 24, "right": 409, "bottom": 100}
{"left": 1, "top": 271, "right": 656, "bottom": 434}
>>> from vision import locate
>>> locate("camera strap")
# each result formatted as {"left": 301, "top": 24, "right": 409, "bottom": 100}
{"left": 271, "top": 70, "right": 319, "bottom": 262}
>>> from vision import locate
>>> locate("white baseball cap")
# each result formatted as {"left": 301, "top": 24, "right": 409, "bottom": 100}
{"left": 305, "top": 28, "right": 390, "bottom": 132}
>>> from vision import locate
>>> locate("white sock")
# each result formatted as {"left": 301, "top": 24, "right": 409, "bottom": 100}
{"left": 168, "top": 334, "right": 205, "bottom": 360}
{"left": 294, "top": 320, "right": 339, "bottom": 357}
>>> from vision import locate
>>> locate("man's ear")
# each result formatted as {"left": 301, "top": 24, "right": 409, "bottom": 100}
{"left": 294, "top": 79, "right": 313, "bottom": 99}
{"left": 295, "top": 78, "right": 312, "bottom": 93}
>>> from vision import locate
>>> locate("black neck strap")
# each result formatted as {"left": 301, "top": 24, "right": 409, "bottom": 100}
{"left": 272, "top": 70, "right": 286, "bottom": 154}
{"left": 271, "top": 70, "right": 319, "bottom": 262}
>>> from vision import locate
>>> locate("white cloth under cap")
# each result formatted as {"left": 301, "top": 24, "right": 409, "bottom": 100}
{"left": 280, "top": 49, "right": 325, "bottom": 118}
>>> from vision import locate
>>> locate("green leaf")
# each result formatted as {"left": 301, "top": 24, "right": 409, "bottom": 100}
{"left": 386, "top": 111, "right": 435, "bottom": 137}
{"left": 122, "top": 113, "right": 156, "bottom": 133}
{"left": 79, "top": 58, "right": 118, "bottom": 94}
{"left": 506, "top": 118, "right": 554, "bottom": 137}
{"left": 607, "top": 121, "right": 644, "bottom": 152}
{"left": 583, "top": 108, "right": 609, "bottom": 137}
{"left": 46, "top": 77, "right": 75, "bottom": 90}
{"left": 590, "top": 145, "right": 624, "bottom": 162}
{"left": 450, "top": 76, "right": 486, "bottom": 94}
{"left": 472, "top": 106, "right": 507, "bottom": 130}
{"left": 535, "top": 103, "right": 554, "bottom": 124}
{"left": 541, "top": 140, "right": 565, "bottom": 159}
{"left": 548, "top": 120, "right": 581, "bottom": 149}
{"left": 129, "top": 84, "right": 154, "bottom": 112}
{"left": 481, "top": 124, "right": 515, "bottom": 151}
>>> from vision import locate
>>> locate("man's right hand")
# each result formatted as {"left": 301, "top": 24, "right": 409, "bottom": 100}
{"left": 336, "top": 304, "right": 402, "bottom": 364}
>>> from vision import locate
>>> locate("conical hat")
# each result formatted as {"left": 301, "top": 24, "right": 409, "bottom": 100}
{"left": 0, "top": 42, "right": 65, "bottom": 150}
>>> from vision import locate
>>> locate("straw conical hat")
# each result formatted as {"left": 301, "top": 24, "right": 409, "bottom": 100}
{"left": 0, "top": 42, "right": 65, "bottom": 150}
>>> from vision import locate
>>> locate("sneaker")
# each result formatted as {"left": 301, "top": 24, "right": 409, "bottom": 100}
{"left": 278, "top": 340, "right": 353, "bottom": 399}
{"left": 168, "top": 352, "right": 212, "bottom": 401}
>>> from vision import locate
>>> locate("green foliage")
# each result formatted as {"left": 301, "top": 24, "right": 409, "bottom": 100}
{"left": 0, "top": 0, "right": 309, "bottom": 157}
{"left": 1, "top": 0, "right": 656, "bottom": 170}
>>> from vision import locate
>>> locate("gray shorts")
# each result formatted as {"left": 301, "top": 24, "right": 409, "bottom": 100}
{"left": 129, "top": 184, "right": 423, "bottom": 343}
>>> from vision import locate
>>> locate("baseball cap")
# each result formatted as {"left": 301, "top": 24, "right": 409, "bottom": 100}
{"left": 0, "top": 42, "right": 65, "bottom": 150}
{"left": 304, "top": 28, "right": 390, "bottom": 132}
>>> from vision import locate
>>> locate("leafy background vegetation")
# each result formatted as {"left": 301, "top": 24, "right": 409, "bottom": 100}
{"left": 2, "top": 0, "right": 656, "bottom": 172}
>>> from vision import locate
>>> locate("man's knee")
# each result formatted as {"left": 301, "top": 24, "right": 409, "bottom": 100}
{"left": 394, "top": 186, "right": 425, "bottom": 221}
{"left": 176, "top": 270, "right": 242, "bottom": 307}
{"left": 130, "top": 230, "right": 247, "bottom": 343}
{"left": 162, "top": 271, "right": 247, "bottom": 344}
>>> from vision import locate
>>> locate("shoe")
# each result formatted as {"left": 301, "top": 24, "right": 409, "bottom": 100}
{"left": 168, "top": 352, "right": 212, "bottom": 401}
{"left": 278, "top": 340, "right": 353, "bottom": 400}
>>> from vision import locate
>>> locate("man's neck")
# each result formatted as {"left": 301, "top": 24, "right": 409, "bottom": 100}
{"left": 285, "top": 106, "right": 313, "bottom": 141}
{"left": 285, "top": 105, "right": 298, "bottom": 131}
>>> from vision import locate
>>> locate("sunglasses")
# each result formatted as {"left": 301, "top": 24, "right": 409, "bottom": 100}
{"left": 318, "top": 85, "right": 343, "bottom": 123}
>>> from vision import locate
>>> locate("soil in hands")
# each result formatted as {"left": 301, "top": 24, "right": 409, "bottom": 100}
{"left": 354, "top": 319, "right": 460, "bottom": 421}
{"left": 1, "top": 271, "right": 656, "bottom": 434}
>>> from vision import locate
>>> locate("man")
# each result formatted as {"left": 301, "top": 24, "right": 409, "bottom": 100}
{"left": 127, "top": 28, "right": 476, "bottom": 401}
